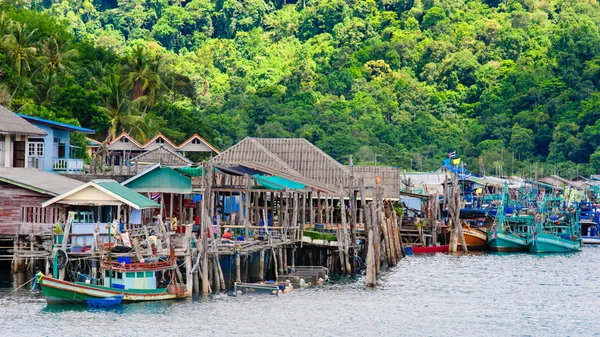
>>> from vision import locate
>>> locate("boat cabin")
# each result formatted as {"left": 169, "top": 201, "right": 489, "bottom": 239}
{"left": 104, "top": 270, "right": 157, "bottom": 290}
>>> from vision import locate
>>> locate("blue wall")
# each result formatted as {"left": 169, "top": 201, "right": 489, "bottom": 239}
{"left": 28, "top": 123, "right": 71, "bottom": 171}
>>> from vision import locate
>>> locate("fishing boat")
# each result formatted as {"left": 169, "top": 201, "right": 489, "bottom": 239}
{"left": 444, "top": 222, "right": 488, "bottom": 250}
{"left": 527, "top": 210, "right": 582, "bottom": 253}
{"left": 577, "top": 202, "right": 600, "bottom": 244}
{"left": 39, "top": 252, "right": 188, "bottom": 304}
{"left": 411, "top": 244, "right": 450, "bottom": 254}
{"left": 487, "top": 183, "right": 533, "bottom": 252}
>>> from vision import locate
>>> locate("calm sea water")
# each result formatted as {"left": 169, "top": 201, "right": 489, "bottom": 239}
{"left": 1, "top": 247, "right": 599, "bottom": 337}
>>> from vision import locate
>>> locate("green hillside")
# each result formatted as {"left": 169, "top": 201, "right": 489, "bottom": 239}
{"left": 1, "top": 0, "right": 600, "bottom": 177}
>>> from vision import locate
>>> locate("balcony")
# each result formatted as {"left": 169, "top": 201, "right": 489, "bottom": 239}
{"left": 53, "top": 158, "right": 84, "bottom": 173}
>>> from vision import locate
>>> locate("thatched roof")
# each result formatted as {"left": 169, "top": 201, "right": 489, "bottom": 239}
{"left": 0, "top": 105, "right": 46, "bottom": 136}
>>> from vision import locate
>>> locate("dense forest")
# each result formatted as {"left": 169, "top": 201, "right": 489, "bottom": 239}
{"left": 0, "top": 0, "right": 599, "bottom": 177}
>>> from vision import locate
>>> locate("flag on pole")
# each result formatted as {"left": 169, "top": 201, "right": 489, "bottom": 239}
{"left": 151, "top": 192, "right": 161, "bottom": 202}
{"left": 452, "top": 158, "right": 461, "bottom": 165}
{"left": 465, "top": 173, "right": 471, "bottom": 180}
{"left": 448, "top": 151, "right": 456, "bottom": 158}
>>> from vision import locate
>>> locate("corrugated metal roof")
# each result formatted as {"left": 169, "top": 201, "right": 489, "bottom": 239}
{"left": 42, "top": 179, "right": 161, "bottom": 209}
{"left": 95, "top": 180, "right": 162, "bottom": 208}
{"left": 16, "top": 113, "right": 95, "bottom": 134}
{"left": 122, "top": 164, "right": 192, "bottom": 194}
{"left": 0, "top": 105, "right": 46, "bottom": 136}
{"left": 0, "top": 167, "right": 84, "bottom": 196}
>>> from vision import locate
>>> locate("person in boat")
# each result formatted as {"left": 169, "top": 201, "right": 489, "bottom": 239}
{"left": 147, "top": 216, "right": 159, "bottom": 235}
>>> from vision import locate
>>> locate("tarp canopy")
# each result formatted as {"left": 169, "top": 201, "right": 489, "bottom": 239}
{"left": 216, "top": 165, "right": 267, "bottom": 176}
{"left": 175, "top": 166, "right": 205, "bottom": 177}
{"left": 253, "top": 175, "right": 306, "bottom": 190}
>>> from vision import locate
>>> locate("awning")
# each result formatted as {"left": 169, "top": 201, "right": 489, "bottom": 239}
{"left": 253, "top": 175, "right": 306, "bottom": 190}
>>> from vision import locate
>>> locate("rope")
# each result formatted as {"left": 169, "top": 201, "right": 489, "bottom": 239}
{"left": 1, "top": 275, "right": 36, "bottom": 298}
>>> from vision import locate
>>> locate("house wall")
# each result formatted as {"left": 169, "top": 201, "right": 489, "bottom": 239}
{"left": 178, "top": 142, "right": 213, "bottom": 153}
{"left": 144, "top": 138, "right": 177, "bottom": 151}
{"left": 0, "top": 181, "right": 59, "bottom": 235}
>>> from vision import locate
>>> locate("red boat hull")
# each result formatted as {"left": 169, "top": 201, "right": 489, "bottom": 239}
{"left": 411, "top": 244, "right": 450, "bottom": 254}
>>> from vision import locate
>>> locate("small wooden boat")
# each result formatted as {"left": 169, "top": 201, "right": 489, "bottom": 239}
{"left": 40, "top": 252, "right": 188, "bottom": 304}
{"left": 411, "top": 244, "right": 449, "bottom": 254}
{"left": 444, "top": 224, "right": 488, "bottom": 250}
{"left": 87, "top": 295, "right": 123, "bottom": 307}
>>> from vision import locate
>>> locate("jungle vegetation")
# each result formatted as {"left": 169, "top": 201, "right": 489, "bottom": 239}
{"left": 1, "top": 0, "right": 600, "bottom": 177}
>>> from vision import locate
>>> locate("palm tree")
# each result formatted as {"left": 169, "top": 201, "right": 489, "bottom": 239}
{"left": 124, "top": 46, "right": 167, "bottom": 114}
{"left": 32, "top": 35, "right": 78, "bottom": 102}
{"left": 2, "top": 22, "right": 38, "bottom": 78}
{"left": 101, "top": 70, "right": 149, "bottom": 143}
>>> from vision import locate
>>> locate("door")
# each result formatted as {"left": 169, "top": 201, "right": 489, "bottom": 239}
{"left": 12, "top": 141, "right": 25, "bottom": 167}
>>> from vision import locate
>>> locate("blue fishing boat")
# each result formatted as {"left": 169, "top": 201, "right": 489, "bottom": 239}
{"left": 577, "top": 202, "right": 600, "bottom": 244}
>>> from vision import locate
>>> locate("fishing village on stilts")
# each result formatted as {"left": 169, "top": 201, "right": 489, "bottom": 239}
{"left": 1, "top": 108, "right": 598, "bottom": 306}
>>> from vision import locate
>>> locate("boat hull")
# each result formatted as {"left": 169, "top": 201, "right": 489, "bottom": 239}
{"left": 412, "top": 244, "right": 449, "bottom": 254}
{"left": 487, "top": 232, "right": 527, "bottom": 252}
{"left": 445, "top": 228, "right": 488, "bottom": 250}
{"left": 40, "top": 276, "right": 184, "bottom": 304}
{"left": 582, "top": 236, "right": 600, "bottom": 244}
{"left": 527, "top": 234, "right": 582, "bottom": 253}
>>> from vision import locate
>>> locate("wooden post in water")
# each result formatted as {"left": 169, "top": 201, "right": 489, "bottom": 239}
{"left": 201, "top": 164, "right": 210, "bottom": 294}
{"left": 370, "top": 203, "right": 381, "bottom": 276}
{"left": 212, "top": 255, "right": 220, "bottom": 293}
{"left": 366, "top": 227, "right": 376, "bottom": 288}
{"left": 259, "top": 249, "right": 265, "bottom": 281}
{"left": 185, "top": 224, "right": 193, "bottom": 297}
{"left": 236, "top": 252, "right": 241, "bottom": 283}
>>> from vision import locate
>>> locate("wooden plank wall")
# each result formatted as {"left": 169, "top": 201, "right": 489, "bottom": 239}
{"left": 0, "top": 182, "right": 57, "bottom": 235}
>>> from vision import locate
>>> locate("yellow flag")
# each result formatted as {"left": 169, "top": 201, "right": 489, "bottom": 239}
{"left": 452, "top": 158, "right": 461, "bottom": 165}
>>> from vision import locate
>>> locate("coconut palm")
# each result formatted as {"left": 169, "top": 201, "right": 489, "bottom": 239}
{"left": 2, "top": 22, "right": 38, "bottom": 78}
{"left": 101, "top": 70, "right": 149, "bottom": 143}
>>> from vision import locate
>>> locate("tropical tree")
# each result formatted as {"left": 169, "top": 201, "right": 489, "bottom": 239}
{"left": 2, "top": 22, "right": 37, "bottom": 78}
{"left": 101, "top": 70, "right": 149, "bottom": 142}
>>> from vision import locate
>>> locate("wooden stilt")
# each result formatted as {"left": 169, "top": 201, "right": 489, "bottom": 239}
{"left": 259, "top": 249, "right": 265, "bottom": 281}
{"left": 236, "top": 252, "right": 241, "bottom": 283}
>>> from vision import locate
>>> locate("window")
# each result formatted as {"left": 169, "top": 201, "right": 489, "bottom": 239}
{"left": 28, "top": 140, "right": 44, "bottom": 158}
{"left": 21, "top": 206, "right": 61, "bottom": 224}
{"left": 119, "top": 138, "right": 129, "bottom": 143}
{"left": 116, "top": 272, "right": 123, "bottom": 279}
{"left": 105, "top": 270, "right": 110, "bottom": 278}
{"left": 146, "top": 271, "right": 153, "bottom": 277}
{"left": 156, "top": 138, "right": 165, "bottom": 144}
{"left": 126, "top": 272, "right": 135, "bottom": 278}
{"left": 192, "top": 138, "right": 201, "bottom": 144}
{"left": 137, "top": 272, "right": 144, "bottom": 277}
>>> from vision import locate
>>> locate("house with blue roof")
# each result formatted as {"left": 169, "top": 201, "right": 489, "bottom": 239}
{"left": 16, "top": 114, "right": 95, "bottom": 173}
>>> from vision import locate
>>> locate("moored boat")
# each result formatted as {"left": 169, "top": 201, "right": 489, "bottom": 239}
{"left": 40, "top": 252, "right": 188, "bottom": 304}
{"left": 527, "top": 210, "right": 582, "bottom": 253}
{"left": 411, "top": 244, "right": 450, "bottom": 254}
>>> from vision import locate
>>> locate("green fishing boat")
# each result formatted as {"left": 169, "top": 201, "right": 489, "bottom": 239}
{"left": 487, "top": 182, "right": 533, "bottom": 252}
{"left": 527, "top": 202, "right": 582, "bottom": 253}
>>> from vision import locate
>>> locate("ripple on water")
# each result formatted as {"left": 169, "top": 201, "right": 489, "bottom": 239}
{"left": 1, "top": 248, "right": 600, "bottom": 336}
